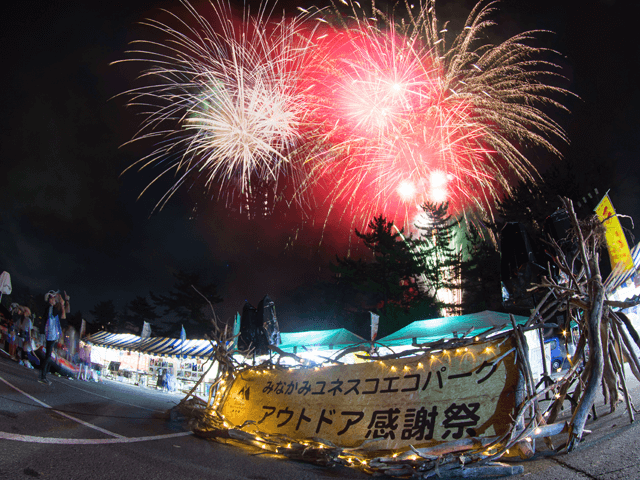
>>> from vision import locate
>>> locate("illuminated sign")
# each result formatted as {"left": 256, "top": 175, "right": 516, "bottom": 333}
{"left": 218, "top": 339, "right": 517, "bottom": 450}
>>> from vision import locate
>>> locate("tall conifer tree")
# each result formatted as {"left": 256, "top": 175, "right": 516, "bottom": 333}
{"left": 414, "top": 202, "right": 462, "bottom": 314}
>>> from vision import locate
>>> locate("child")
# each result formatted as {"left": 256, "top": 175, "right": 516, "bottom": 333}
{"left": 23, "top": 328, "right": 40, "bottom": 368}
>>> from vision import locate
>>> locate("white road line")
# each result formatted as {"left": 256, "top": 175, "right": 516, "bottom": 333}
{"left": 62, "top": 379, "right": 166, "bottom": 413}
{"left": 0, "top": 431, "right": 192, "bottom": 444}
{"left": 0, "top": 374, "right": 123, "bottom": 438}
{"left": 1, "top": 363, "right": 172, "bottom": 413}
{"left": 0, "top": 371, "right": 193, "bottom": 445}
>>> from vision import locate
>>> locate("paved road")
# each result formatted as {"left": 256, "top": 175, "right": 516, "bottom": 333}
{"left": 2, "top": 356, "right": 639, "bottom": 480}
{"left": 0, "top": 358, "right": 368, "bottom": 480}
{"left": 509, "top": 363, "right": 640, "bottom": 480}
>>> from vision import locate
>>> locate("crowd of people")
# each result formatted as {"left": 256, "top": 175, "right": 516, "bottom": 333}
{"left": 1, "top": 303, "right": 39, "bottom": 368}
{"left": 2, "top": 289, "right": 170, "bottom": 390}
{"left": 0, "top": 289, "right": 92, "bottom": 384}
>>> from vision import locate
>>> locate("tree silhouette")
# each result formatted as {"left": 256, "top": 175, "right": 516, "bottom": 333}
{"left": 89, "top": 300, "right": 119, "bottom": 333}
{"left": 458, "top": 223, "right": 503, "bottom": 313}
{"left": 150, "top": 270, "right": 222, "bottom": 337}
{"left": 492, "top": 165, "right": 609, "bottom": 311}
{"left": 333, "top": 215, "right": 434, "bottom": 336}
{"left": 121, "top": 296, "right": 161, "bottom": 334}
{"left": 414, "top": 202, "right": 463, "bottom": 314}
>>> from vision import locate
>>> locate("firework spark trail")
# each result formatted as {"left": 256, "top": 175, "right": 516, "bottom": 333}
{"left": 118, "top": 0, "right": 572, "bottom": 230}
{"left": 116, "top": 0, "right": 318, "bottom": 211}
{"left": 295, "top": 0, "right": 572, "bottom": 228}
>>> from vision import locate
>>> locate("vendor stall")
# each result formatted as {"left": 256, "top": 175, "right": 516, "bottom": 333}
{"left": 85, "top": 327, "right": 367, "bottom": 394}
{"left": 84, "top": 331, "right": 219, "bottom": 395}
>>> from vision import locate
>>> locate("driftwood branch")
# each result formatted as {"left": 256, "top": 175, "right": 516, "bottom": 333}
{"left": 178, "top": 196, "right": 639, "bottom": 476}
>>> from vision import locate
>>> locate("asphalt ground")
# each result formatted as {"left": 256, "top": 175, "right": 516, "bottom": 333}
{"left": 508, "top": 363, "right": 640, "bottom": 480}
{"left": 1, "top": 356, "right": 638, "bottom": 479}
{"left": 0, "top": 357, "right": 368, "bottom": 480}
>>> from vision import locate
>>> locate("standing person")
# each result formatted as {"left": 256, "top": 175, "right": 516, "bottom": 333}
{"left": 39, "top": 291, "right": 68, "bottom": 385}
{"left": 6, "top": 319, "right": 17, "bottom": 359}
{"left": 156, "top": 368, "right": 165, "bottom": 390}
{"left": 8, "top": 303, "right": 24, "bottom": 360}
{"left": 77, "top": 343, "right": 90, "bottom": 381}
{"left": 19, "top": 307, "right": 32, "bottom": 341}
{"left": 16, "top": 306, "right": 32, "bottom": 363}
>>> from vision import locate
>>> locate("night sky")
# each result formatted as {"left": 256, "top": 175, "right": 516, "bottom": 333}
{"left": 1, "top": 0, "right": 638, "bottom": 332}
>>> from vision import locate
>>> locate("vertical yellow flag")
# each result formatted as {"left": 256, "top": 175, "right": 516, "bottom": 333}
{"left": 595, "top": 194, "right": 634, "bottom": 272}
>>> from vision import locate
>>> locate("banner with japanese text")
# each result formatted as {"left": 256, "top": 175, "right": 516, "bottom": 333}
{"left": 595, "top": 194, "right": 634, "bottom": 272}
{"left": 219, "top": 338, "right": 518, "bottom": 450}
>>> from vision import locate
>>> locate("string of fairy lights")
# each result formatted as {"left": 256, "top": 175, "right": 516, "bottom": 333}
{"left": 196, "top": 326, "right": 577, "bottom": 475}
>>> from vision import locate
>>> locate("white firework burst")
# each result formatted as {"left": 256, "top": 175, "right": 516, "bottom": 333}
{"left": 116, "top": 0, "right": 316, "bottom": 210}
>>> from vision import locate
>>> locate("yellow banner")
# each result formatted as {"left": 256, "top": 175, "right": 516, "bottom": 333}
{"left": 219, "top": 339, "right": 517, "bottom": 450}
{"left": 595, "top": 195, "right": 634, "bottom": 272}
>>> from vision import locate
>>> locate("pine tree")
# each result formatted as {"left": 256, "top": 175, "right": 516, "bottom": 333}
{"left": 150, "top": 270, "right": 222, "bottom": 337}
{"left": 458, "top": 223, "right": 503, "bottom": 313}
{"left": 90, "top": 300, "right": 119, "bottom": 333}
{"left": 333, "top": 215, "right": 434, "bottom": 335}
{"left": 122, "top": 296, "right": 161, "bottom": 334}
{"left": 413, "top": 202, "right": 463, "bottom": 314}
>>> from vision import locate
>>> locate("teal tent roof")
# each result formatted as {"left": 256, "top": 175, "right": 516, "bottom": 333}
{"left": 377, "top": 310, "right": 529, "bottom": 347}
{"left": 278, "top": 328, "right": 366, "bottom": 352}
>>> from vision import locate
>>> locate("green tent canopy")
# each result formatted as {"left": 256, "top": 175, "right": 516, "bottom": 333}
{"left": 377, "top": 310, "right": 529, "bottom": 347}
{"left": 278, "top": 328, "right": 366, "bottom": 353}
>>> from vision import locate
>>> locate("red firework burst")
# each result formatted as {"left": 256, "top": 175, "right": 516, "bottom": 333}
{"left": 291, "top": 0, "right": 570, "bottom": 230}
